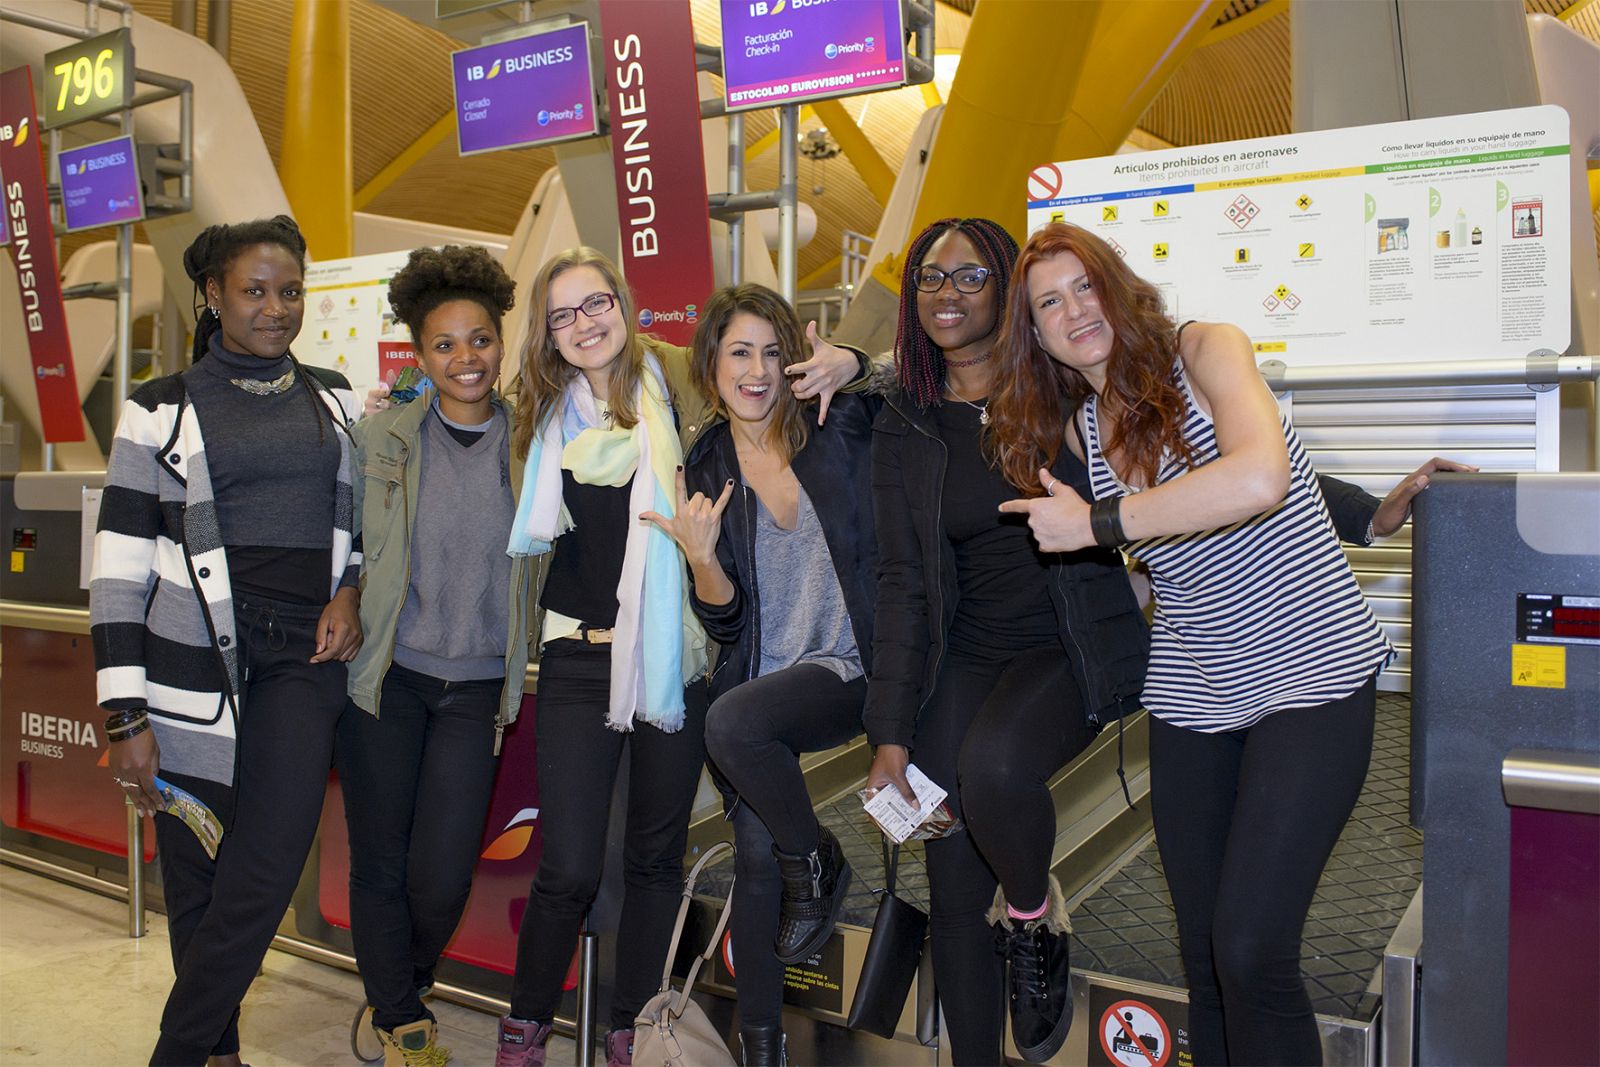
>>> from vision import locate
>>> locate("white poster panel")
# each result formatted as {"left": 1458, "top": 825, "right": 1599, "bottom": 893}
{"left": 299, "top": 249, "right": 416, "bottom": 401}
{"left": 1026, "top": 105, "right": 1571, "bottom": 364}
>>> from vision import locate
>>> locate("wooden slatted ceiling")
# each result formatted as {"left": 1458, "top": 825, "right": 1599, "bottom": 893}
{"left": 116, "top": 0, "right": 1593, "bottom": 284}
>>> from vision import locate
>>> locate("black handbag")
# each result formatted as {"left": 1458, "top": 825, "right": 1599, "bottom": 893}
{"left": 846, "top": 839, "right": 929, "bottom": 1038}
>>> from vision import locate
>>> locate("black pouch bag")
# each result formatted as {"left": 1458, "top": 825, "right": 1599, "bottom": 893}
{"left": 846, "top": 839, "right": 929, "bottom": 1038}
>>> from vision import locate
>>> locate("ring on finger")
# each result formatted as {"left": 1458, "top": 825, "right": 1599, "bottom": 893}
{"left": 112, "top": 777, "right": 137, "bottom": 788}
{"left": 1046, "top": 479, "right": 1059, "bottom": 497}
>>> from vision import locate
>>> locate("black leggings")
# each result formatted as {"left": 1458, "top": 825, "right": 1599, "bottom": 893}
{"left": 704, "top": 664, "right": 867, "bottom": 1030}
{"left": 336, "top": 663, "right": 501, "bottom": 1031}
{"left": 508, "top": 640, "right": 708, "bottom": 1031}
{"left": 1150, "top": 678, "right": 1376, "bottom": 1067}
{"left": 915, "top": 645, "right": 1098, "bottom": 1067}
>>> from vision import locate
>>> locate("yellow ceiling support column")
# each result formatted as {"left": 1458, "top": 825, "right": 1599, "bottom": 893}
{"left": 811, "top": 99, "right": 898, "bottom": 207}
{"left": 281, "top": 0, "right": 353, "bottom": 260}
{"left": 875, "top": 0, "right": 1224, "bottom": 292}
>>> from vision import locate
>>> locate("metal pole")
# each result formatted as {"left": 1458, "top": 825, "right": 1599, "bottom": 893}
{"left": 126, "top": 800, "right": 145, "bottom": 938}
{"left": 113, "top": 95, "right": 134, "bottom": 407}
{"left": 206, "top": 0, "right": 231, "bottom": 60}
{"left": 575, "top": 928, "right": 600, "bottom": 1067}
{"left": 777, "top": 104, "right": 798, "bottom": 304}
{"left": 727, "top": 111, "right": 745, "bottom": 286}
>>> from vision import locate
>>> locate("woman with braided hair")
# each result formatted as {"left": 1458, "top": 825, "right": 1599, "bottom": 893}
{"left": 338, "top": 244, "right": 527, "bottom": 1066}
{"left": 863, "top": 216, "right": 1146, "bottom": 1065}
{"left": 91, "top": 215, "right": 363, "bottom": 1065}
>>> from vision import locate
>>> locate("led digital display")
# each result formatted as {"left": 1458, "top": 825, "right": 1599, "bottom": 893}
{"left": 720, "top": 0, "right": 906, "bottom": 112}
{"left": 58, "top": 134, "right": 144, "bottom": 232}
{"left": 451, "top": 22, "right": 598, "bottom": 156}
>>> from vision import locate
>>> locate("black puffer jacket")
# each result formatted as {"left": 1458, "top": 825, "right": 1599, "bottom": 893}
{"left": 684, "top": 391, "right": 881, "bottom": 702}
{"left": 863, "top": 386, "right": 1386, "bottom": 751}
{"left": 864, "top": 388, "right": 1149, "bottom": 750}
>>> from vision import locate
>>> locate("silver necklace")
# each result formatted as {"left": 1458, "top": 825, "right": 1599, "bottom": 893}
{"left": 946, "top": 382, "right": 989, "bottom": 425}
{"left": 229, "top": 367, "right": 296, "bottom": 396}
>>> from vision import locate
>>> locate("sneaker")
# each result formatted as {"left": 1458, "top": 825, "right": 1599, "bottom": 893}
{"left": 772, "top": 826, "right": 852, "bottom": 964}
{"left": 605, "top": 1028, "right": 633, "bottom": 1067}
{"left": 494, "top": 1016, "right": 552, "bottom": 1067}
{"left": 997, "top": 904, "right": 1074, "bottom": 1064}
{"left": 739, "top": 1025, "right": 787, "bottom": 1066}
{"left": 377, "top": 1017, "right": 450, "bottom": 1067}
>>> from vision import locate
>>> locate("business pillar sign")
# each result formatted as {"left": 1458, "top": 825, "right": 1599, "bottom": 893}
{"left": 451, "top": 22, "right": 598, "bottom": 156}
{"left": 1, "top": 66, "right": 84, "bottom": 443}
{"left": 720, "top": 0, "right": 906, "bottom": 111}
{"left": 598, "top": 1, "right": 715, "bottom": 348}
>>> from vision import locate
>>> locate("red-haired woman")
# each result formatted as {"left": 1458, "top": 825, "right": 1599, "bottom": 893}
{"left": 991, "top": 222, "right": 1394, "bottom": 1066}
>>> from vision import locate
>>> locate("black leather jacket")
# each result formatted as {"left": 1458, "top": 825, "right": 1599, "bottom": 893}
{"left": 683, "top": 392, "right": 881, "bottom": 702}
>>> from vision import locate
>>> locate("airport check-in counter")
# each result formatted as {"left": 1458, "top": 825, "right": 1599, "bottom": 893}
{"left": 1410, "top": 473, "right": 1599, "bottom": 1066}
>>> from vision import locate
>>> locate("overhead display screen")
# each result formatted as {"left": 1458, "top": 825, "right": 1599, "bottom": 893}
{"left": 451, "top": 22, "right": 598, "bottom": 156}
{"left": 720, "top": 0, "right": 906, "bottom": 112}
{"left": 59, "top": 134, "right": 145, "bottom": 232}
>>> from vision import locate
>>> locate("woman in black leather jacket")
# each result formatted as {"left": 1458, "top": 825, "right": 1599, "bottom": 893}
{"left": 645, "top": 283, "right": 879, "bottom": 1066}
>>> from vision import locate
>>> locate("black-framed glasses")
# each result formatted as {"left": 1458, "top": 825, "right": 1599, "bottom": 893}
{"left": 547, "top": 292, "right": 617, "bottom": 331}
{"left": 913, "top": 265, "right": 992, "bottom": 294}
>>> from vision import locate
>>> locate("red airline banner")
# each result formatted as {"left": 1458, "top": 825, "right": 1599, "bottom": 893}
{"left": 598, "top": 1, "right": 715, "bottom": 347}
{"left": 1, "top": 66, "right": 83, "bottom": 443}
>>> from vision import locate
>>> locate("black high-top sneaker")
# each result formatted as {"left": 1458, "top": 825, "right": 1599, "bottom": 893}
{"left": 990, "top": 876, "right": 1074, "bottom": 1064}
{"left": 772, "top": 825, "right": 852, "bottom": 963}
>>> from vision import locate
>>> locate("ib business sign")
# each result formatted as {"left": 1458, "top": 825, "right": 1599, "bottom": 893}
{"left": 720, "top": 0, "right": 905, "bottom": 112}
{"left": 452, "top": 22, "right": 598, "bottom": 156}
{"left": 59, "top": 135, "right": 144, "bottom": 232}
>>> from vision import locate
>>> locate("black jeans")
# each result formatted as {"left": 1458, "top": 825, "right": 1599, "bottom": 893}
{"left": 1150, "top": 677, "right": 1377, "bottom": 1067}
{"left": 704, "top": 664, "right": 867, "bottom": 1030}
{"left": 151, "top": 597, "right": 347, "bottom": 1066}
{"left": 914, "top": 644, "right": 1098, "bottom": 1067}
{"left": 508, "top": 640, "right": 708, "bottom": 1030}
{"left": 336, "top": 663, "right": 501, "bottom": 1031}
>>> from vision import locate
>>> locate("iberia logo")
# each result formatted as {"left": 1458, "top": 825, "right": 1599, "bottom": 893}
{"left": 480, "top": 806, "right": 540, "bottom": 860}
{"left": 2, "top": 116, "right": 28, "bottom": 146}
{"left": 487, "top": 59, "right": 502, "bottom": 80}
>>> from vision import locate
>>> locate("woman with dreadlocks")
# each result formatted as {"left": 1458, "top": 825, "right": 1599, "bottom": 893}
{"left": 862, "top": 216, "right": 1147, "bottom": 1065}
{"left": 91, "top": 215, "right": 362, "bottom": 1066}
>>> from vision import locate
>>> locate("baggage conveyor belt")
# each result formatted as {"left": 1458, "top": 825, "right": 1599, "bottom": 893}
{"left": 684, "top": 694, "right": 1422, "bottom": 1065}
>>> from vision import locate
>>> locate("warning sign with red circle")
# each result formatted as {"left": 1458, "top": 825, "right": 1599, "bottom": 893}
{"left": 1028, "top": 163, "right": 1063, "bottom": 202}
{"left": 1098, "top": 998, "right": 1174, "bottom": 1067}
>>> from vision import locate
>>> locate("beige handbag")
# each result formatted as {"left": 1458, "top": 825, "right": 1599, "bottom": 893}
{"left": 632, "top": 841, "right": 738, "bottom": 1067}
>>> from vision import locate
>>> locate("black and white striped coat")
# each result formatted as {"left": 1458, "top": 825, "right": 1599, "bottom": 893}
{"left": 89, "top": 365, "right": 360, "bottom": 786}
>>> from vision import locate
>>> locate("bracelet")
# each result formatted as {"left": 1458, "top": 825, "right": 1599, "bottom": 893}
{"left": 105, "top": 709, "right": 148, "bottom": 732}
{"left": 108, "top": 719, "right": 150, "bottom": 743}
{"left": 1090, "top": 496, "right": 1128, "bottom": 548}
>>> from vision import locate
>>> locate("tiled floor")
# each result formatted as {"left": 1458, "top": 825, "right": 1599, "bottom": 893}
{"left": 0, "top": 864, "right": 566, "bottom": 1066}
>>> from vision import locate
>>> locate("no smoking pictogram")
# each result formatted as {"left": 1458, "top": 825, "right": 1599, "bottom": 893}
{"left": 1029, "top": 163, "right": 1063, "bottom": 201}
{"left": 1099, "top": 999, "right": 1172, "bottom": 1067}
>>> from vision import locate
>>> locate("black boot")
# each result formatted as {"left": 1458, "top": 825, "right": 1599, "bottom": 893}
{"left": 739, "top": 1025, "right": 787, "bottom": 1066}
{"left": 991, "top": 877, "right": 1074, "bottom": 1064}
{"left": 772, "top": 826, "right": 852, "bottom": 964}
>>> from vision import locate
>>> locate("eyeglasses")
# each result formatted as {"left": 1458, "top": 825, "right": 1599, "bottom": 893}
{"left": 913, "top": 265, "right": 992, "bottom": 294}
{"left": 547, "top": 292, "right": 617, "bottom": 331}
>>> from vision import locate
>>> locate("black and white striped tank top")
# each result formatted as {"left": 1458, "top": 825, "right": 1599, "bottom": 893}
{"left": 1082, "top": 356, "right": 1393, "bottom": 732}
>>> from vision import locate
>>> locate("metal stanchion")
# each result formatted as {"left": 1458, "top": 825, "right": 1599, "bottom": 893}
{"left": 575, "top": 928, "right": 600, "bottom": 1067}
{"left": 125, "top": 798, "right": 145, "bottom": 938}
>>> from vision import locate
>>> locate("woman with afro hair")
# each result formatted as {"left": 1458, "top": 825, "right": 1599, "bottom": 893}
{"left": 339, "top": 244, "right": 528, "bottom": 1064}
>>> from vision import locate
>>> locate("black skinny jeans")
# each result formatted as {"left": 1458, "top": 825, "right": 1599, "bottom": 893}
{"left": 1150, "top": 677, "right": 1376, "bottom": 1067}
{"left": 151, "top": 597, "right": 348, "bottom": 1066}
{"left": 915, "top": 644, "right": 1098, "bottom": 1067}
{"left": 509, "top": 639, "right": 708, "bottom": 1031}
{"left": 336, "top": 663, "right": 501, "bottom": 1031}
{"left": 704, "top": 664, "right": 868, "bottom": 1031}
